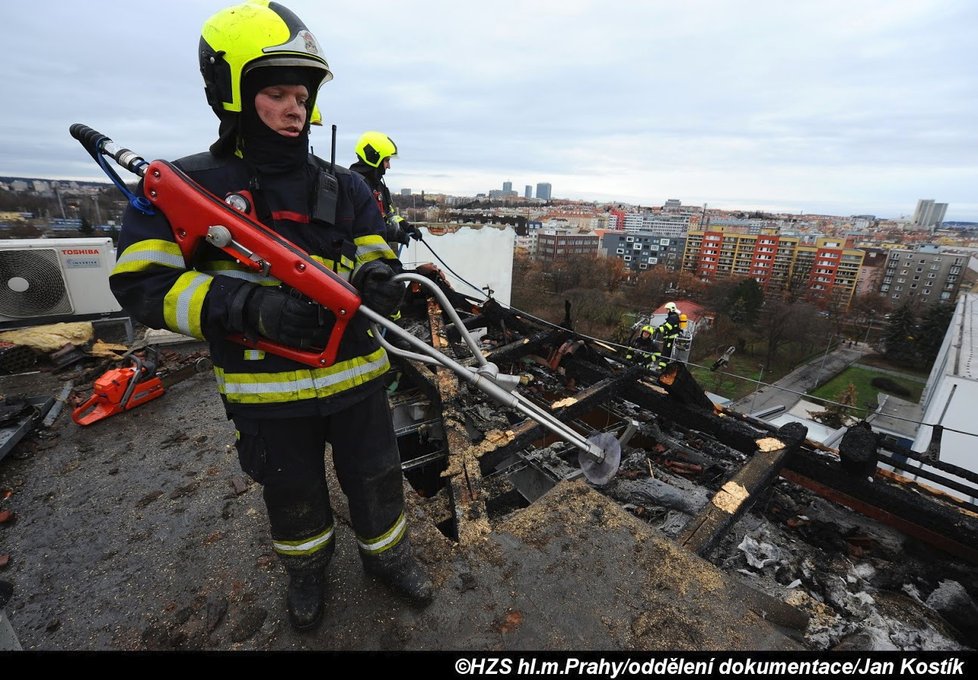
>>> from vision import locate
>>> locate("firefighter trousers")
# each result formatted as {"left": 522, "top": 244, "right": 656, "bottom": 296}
{"left": 231, "top": 388, "right": 405, "bottom": 573}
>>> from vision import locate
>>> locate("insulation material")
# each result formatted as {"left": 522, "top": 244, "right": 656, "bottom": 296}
{"left": 0, "top": 322, "right": 94, "bottom": 352}
{"left": 89, "top": 340, "right": 130, "bottom": 359}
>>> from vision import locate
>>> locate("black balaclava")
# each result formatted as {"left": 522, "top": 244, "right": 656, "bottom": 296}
{"left": 238, "top": 66, "right": 320, "bottom": 174}
{"left": 350, "top": 158, "right": 384, "bottom": 191}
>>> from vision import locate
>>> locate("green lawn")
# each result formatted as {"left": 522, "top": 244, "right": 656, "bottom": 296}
{"left": 807, "top": 365, "right": 925, "bottom": 419}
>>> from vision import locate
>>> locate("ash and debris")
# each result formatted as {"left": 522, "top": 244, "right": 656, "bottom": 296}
{"left": 702, "top": 482, "right": 977, "bottom": 651}
{"left": 3, "top": 305, "right": 978, "bottom": 653}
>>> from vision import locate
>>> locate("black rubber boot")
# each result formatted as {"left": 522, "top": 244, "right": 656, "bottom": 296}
{"left": 362, "top": 537, "right": 433, "bottom": 605}
{"left": 286, "top": 568, "right": 326, "bottom": 631}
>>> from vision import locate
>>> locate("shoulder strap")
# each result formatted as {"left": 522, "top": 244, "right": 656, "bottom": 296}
{"left": 174, "top": 152, "right": 226, "bottom": 173}
{"left": 308, "top": 154, "right": 351, "bottom": 177}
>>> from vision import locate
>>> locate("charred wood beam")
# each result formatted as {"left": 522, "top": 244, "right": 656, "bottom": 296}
{"left": 423, "top": 299, "right": 492, "bottom": 545}
{"left": 657, "top": 363, "right": 716, "bottom": 412}
{"left": 626, "top": 387, "right": 763, "bottom": 456}
{"left": 563, "top": 356, "right": 764, "bottom": 456}
{"left": 678, "top": 422, "right": 809, "bottom": 557}
{"left": 483, "top": 329, "right": 564, "bottom": 365}
{"left": 605, "top": 477, "right": 710, "bottom": 515}
{"left": 782, "top": 451, "right": 978, "bottom": 564}
{"left": 662, "top": 423, "right": 747, "bottom": 465}
{"left": 478, "top": 365, "right": 646, "bottom": 473}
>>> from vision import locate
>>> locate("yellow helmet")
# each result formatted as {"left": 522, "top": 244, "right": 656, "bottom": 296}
{"left": 355, "top": 131, "right": 398, "bottom": 168}
{"left": 641, "top": 325, "right": 655, "bottom": 335}
{"left": 199, "top": 1, "right": 333, "bottom": 117}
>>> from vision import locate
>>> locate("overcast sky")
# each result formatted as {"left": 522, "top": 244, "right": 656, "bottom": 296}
{"left": 2, "top": 0, "right": 976, "bottom": 220}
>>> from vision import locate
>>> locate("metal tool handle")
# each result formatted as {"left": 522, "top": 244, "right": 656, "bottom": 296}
{"left": 382, "top": 273, "right": 487, "bottom": 367}
{"left": 360, "top": 288, "right": 608, "bottom": 464}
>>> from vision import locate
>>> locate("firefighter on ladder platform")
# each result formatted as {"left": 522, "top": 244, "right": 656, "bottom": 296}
{"left": 651, "top": 302, "right": 683, "bottom": 370}
{"left": 108, "top": 0, "right": 432, "bottom": 633}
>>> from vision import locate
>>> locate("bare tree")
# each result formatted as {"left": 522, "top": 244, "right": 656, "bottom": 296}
{"left": 757, "top": 297, "right": 821, "bottom": 370}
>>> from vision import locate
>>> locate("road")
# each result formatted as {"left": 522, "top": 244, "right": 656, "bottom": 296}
{"left": 726, "top": 342, "right": 870, "bottom": 416}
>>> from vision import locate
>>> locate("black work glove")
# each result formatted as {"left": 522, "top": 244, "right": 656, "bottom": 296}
{"left": 387, "top": 217, "right": 421, "bottom": 245}
{"left": 232, "top": 285, "right": 329, "bottom": 349}
{"left": 352, "top": 260, "right": 405, "bottom": 317}
{"left": 400, "top": 220, "right": 422, "bottom": 242}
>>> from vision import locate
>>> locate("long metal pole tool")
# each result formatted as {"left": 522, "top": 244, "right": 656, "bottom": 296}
{"left": 69, "top": 124, "right": 621, "bottom": 483}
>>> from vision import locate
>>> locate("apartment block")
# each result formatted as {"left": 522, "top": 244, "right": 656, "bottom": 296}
{"left": 681, "top": 227, "right": 863, "bottom": 307}
{"left": 601, "top": 232, "right": 686, "bottom": 272}
{"left": 880, "top": 246, "right": 965, "bottom": 306}
{"left": 535, "top": 231, "right": 599, "bottom": 261}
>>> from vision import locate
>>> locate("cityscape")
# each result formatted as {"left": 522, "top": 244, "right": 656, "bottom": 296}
{"left": 2, "top": 173, "right": 975, "bottom": 314}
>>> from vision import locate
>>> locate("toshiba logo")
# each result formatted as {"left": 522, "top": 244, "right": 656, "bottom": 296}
{"left": 62, "top": 249, "right": 100, "bottom": 255}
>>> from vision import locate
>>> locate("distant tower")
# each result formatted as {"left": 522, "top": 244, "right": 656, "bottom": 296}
{"left": 503, "top": 181, "right": 512, "bottom": 193}
{"left": 525, "top": 185, "right": 532, "bottom": 199}
{"left": 536, "top": 183, "right": 552, "bottom": 201}
{"left": 912, "top": 199, "right": 935, "bottom": 227}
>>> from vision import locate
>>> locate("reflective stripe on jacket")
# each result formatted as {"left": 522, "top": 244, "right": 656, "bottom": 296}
{"left": 110, "top": 152, "right": 398, "bottom": 418}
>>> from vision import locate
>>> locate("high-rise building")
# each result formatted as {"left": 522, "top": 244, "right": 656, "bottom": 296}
{"left": 503, "top": 181, "right": 512, "bottom": 193}
{"left": 535, "top": 230, "right": 598, "bottom": 260}
{"left": 912, "top": 199, "right": 948, "bottom": 228}
{"left": 681, "top": 227, "right": 863, "bottom": 308}
{"left": 879, "top": 246, "right": 965, "bottom": 306}
{"left": 536, "top": 183, "right": 552, "bottom": 201}
{"left": 622, "top": 212, "right": 689, "bottom": 237}
{"left": 601, "top": 232, "right": 687, "bottom": 272}
{"left": 525, "top": 185, "right": 532, "bottom": 199}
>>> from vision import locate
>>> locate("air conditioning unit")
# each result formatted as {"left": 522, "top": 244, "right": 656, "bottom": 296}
{"left": 0, "top": 238, "right": 122, "bottom": 327}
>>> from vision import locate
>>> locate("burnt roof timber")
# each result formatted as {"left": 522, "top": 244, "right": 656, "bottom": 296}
{"left": 566, "top": 356, "right": 765, "bottom": 456}
{"left": 679, "top": 421, "right": 808, "bottom": 557}
{"left": 477, "top": 364, "right": 646, "bottom": 473}
{"left": 782, "top": 454, "right": 978, "bottom": 564}
{"left": 482, "top": 329, "right": 566, "bottom": 365}
{"left": 423, "top": 298, "right": 493, "bottom": 544}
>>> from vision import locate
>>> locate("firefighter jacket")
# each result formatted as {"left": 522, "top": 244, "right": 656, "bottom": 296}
{"left": 631, "top": 333, "right": 656, "bottom": 353}
{"left": 657, "top": 311, "right": 682, "bottom": 341}
{"left": 349, "top": 159, "right": 405, "bottom": 244}
{"left": 110, "top": 152, "right": 400, "bottom": 419}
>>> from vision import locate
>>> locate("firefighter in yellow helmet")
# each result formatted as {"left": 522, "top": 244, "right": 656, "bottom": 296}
{"left": 652, "top": 302, "right": 683, "bottom": 369}
{"left": 351, "top": 131, "right": 421, "bottom": 248}
{"left": 626, "top": 325, "right": 658, "bottom": 367}
{"left": 109, "top": 1, "right": 431, "bottom": 632}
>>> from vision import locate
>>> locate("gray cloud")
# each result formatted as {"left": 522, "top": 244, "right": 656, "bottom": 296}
{"left": 2, "top": 0, "right": 976, "bottom": 220}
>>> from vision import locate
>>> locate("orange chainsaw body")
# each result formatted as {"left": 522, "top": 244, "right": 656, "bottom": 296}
{"left": 72, "top": 365, "right": 165, "bottom": 426}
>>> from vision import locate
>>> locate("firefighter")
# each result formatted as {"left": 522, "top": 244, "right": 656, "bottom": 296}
{"left": 652, "top": 302, "right": 683, "bottom": 369}
{"left": 109, "top": 0, "right": 432, "bottom": 632}
{"left": 626, "top": 325, "right": 658, "bottom": 367}
{"left": 350, "top": 131, "right": 421, "bottom": 248}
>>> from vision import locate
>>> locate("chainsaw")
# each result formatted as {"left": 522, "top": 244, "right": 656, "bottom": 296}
{"left": 71, "top": 346, "right": 212, "bottom": 426}
{"left": 70, "top": 124, "right": 621, "bottom": 483}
